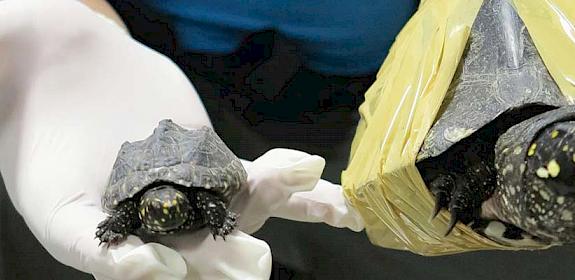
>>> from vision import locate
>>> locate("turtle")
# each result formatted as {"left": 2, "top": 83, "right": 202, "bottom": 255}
{"left": 95, "top": 120, "right": 247, "bottom": 246}
{"left": 415, "top": 0, "right": 575, "bottom": 245}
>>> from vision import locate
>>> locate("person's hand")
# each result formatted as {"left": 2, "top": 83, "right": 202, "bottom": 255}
{"left": 0, "top": 1, "right": 363, "bottom": 279}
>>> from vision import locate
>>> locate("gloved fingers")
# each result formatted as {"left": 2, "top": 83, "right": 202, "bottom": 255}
{"left": 235, "top": 149, "right": 364, "bottom": 233}
{"left": 233, "top": 149, "right": 326, "bottom": 233}
{"left": 47, "top": 202, "right": 187, "bottom": 280}
{"left": 247, "top": 148, "right": 326, "bottom": 195}
{"left": 159, "top": 230, "right": 272, "bottom": 280}
{"left": 93, "top": 242, "right": 187, "bottom": 280}
{"left": 272, "top": 179, "right": 365, "bottom": 232}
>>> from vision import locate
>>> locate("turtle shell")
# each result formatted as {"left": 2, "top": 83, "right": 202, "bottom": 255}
{"left": 102, "top": 120, "right": 247, "bottom": 212}
{"left": 417, "top": 0, "right": 570, "bottom": 162}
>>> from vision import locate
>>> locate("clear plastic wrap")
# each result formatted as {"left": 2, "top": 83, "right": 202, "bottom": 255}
{"left": 342, "top": 0, "right": 575, "bottom": 255}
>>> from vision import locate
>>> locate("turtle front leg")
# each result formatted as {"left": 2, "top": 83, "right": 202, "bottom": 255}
{"left": 194, "top": 191, "right": 238, "bottom": 239}
{"left": 429, "top": 162, "right": 497, "bottom": 235}
{"left": 428, "top": 173, "right": 473, "bottom": 234}
{"left": 96, "top": 200, "right": 141, "bottom": 247}
{"left": 445, "top": 160, "right": 497, "bottom": 236}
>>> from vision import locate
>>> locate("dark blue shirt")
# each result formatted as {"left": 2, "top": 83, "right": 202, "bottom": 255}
{"left": 143, "top": 0, "right": 417, "bottom": 75}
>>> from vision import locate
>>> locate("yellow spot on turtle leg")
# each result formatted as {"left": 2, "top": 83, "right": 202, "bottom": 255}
{"left": 536, "top": 167, "right": 549, "bottom": 178}
{"left": 172, "top": 199, "right": 178, "bottom": 205}
{"left": 163, "top": 208, "right": 169, "bottom": 215}
{"left": 540, "top": 190, "right": 551, "bottom": 201}
{"left": 561, "top": 210, "right": 573, "bottom": 221}
{"left": 563, "top": 145, "right": 569, "bottom": 152}
{"left": 528, "top": 143, "right": 537, "bottom": 156}
{"left": 557, "top": 196, "right": 565, "bottom": 204}
{"left": 547, "top": 159, "right": 560, "bottom": 177}
{"left": 551, "top": 130, "right": 559, "bottom": 139}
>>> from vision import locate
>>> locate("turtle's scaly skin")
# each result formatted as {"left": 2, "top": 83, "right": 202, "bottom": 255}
{"left": 492, "top": 106, "right": 575, "bottom": 243}
{"left": 415, "top": 0, "right": 573, "bottom": 239}
{"left": 96, "top": 120, "right": 247, "bottom": 246}
{"left": 195, "top": 191, "right": 238, "bottom": 238}
{"left": 424, "top": 138, "right": 497, "bottom": 234}
{"left": 96, "top": 201, "right": 140, "bottom": 246}
{"left": 96, "top": 186, "right": 237, "bottom": 245}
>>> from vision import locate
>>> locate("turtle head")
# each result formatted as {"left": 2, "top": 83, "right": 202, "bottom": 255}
{"left": 522, "top": 122, "right": 575, "bottom": 243}
{"left": 138, "top": 185, "right": 193, "bottom": 232}
{"left": 490, "top": 121, "right": 575, "bottom": 243}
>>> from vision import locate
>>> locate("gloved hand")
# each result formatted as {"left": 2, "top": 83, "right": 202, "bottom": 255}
{"left": 0, "top": 1, "right": 363, "bottom": 280}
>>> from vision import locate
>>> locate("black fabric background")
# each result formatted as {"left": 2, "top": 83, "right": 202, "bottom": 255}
{"left": 2, "top": 2, "right": 575, "bottom": 279}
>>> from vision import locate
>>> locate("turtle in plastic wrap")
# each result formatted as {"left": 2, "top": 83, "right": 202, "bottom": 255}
{"left": 96, "top": 120, "right": 247, "bottom": 246}
{"left": 415, "top": 0, "right": 575, "bottom": 245}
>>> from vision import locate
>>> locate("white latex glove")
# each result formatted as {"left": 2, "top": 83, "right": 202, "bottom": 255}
{"left": 0, "top": 1, "right": 364, "bottom": 279}
{"left": 235, "top": 149, "right": 364, "bottom": 234}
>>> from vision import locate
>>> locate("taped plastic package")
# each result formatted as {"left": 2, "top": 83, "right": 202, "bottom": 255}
{"left": 342, "top": 0, "right": 575, "bottom": 256}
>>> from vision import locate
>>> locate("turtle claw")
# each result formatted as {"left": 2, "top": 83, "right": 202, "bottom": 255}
{"left": 211, "top": 234, "right": 226, "bottom": 241}
{"left": 445, "top": 207, "right": 461, "bottom": 236}
{"left": 96, "top": 217, "right": 128, "bottom": 247}
{"left": 429, "top": 174, "right": 455, "bottom": 220}
{"left": 427, "top": 168, "right": 492, "bottom": 237}
{"left": 209, "top": 211, "right": 238, "bottom": 240}
{"left": 96, "top": 231, "right": 125, "bottom": 247}
{"left": 95, "top": 202, "right": 140, "bottom": 247}
{"left": 431, "top": 191, "right": 448, "bottom": 220}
